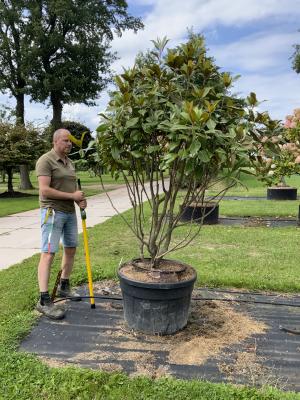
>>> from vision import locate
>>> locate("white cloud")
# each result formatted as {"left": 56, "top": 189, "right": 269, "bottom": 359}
{"left": 113, "top": 0, "right": 300, "bottom": 59}
{"left": 210, "top": 31, "right": 299, "bottom": 72}
{"left": 232, "top": 72, "right": 300, "bottom": 121}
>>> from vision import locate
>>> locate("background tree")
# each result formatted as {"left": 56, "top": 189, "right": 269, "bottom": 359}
{"left": 0, "top": 1, "right": 36, "bottom": 189}
{"left": 0, "top": 0, "right": 28, "bottom": 125}
{"left": 292, "top": 34, "right": 300, "bottom": 73}
{"left": 0, "top": 122, "right": 46, "bottom": 195}
{"left": 43, "top": 120, "right": 92, "bottom": 150}
{"left": 26, "top": 0, "right": 143, "bottom": 130}
{"left": 256, "top": 108, "right": 300, "bottom": 186}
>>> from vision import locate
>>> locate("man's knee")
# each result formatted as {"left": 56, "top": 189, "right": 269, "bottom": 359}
{"left": 64, "top": 247, "right": 76, "bottom": 257}
{"left": 39, "top": 252, "right": 55, "bottom": 266}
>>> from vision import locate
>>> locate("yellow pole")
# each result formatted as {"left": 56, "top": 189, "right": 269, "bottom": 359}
{"left": 81, "top": 216, "right": 95, "bottom": 308}
{"left": 78, "top": 179, "right": 95, "bottom": 308}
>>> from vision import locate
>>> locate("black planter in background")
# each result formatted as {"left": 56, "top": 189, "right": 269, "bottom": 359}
{"left": 267, "top": 187, "right": 297, "bottom": 200}
{"left": 180, "top": 203, "right": 219, "bottom": 224}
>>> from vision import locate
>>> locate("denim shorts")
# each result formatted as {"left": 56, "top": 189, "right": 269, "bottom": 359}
{"left": 41, "top": 208, "right": 78, "bottom": 253}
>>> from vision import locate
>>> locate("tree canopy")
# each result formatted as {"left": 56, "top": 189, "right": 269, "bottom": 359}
{"left": 0, "top": 0, "right": 30, "bottom": 124}
{"left": 0, "top": 1, "right": 143, "bottom": 128}
{"left": 25, "top": 0, "right": 143, "bottom": 128}
{"left": 0, "top": 122, "right": 46, "bottom": 193}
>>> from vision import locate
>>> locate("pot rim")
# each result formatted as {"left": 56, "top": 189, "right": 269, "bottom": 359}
{"left": 267, "top": 186, "right": 297, "bottom": 190}
{"left": 118, "top": 258, "right": 197, "bottom": 290}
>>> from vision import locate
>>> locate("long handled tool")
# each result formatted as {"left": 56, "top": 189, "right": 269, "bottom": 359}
{"left": 78, "top": 179, "right": 95, "bottom": 308}
{"left": 51, "top": 270, "right": 62, "bottom": 301}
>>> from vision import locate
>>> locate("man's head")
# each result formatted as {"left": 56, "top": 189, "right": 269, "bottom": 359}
{"left": 53, "top": 129, "right": 72, "bottom": 156}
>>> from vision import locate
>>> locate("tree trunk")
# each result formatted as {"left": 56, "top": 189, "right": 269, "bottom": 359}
{"left": 15, "top": 93, "right": 34, "bottom": 190}
{"left": 50, "top": 92, "right": 63, "bottom": 131}
{"left": 19, "top": 165, "right": 34, "bottom": 190}
{"left": 279, "top": 176, "right": 287, "bottom": 187}
{"left": 6, "top": 166, "right": 14, "bottom": 193}
{"left": 1, "top": 170, "right": 5, "bottom": 183}
{"left": 15, "top": 93, "right": 25, "bottom": 125}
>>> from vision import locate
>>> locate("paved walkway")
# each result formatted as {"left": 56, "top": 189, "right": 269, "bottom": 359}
{"left": 0, "top": 184, "right": 139, "bottom": 271}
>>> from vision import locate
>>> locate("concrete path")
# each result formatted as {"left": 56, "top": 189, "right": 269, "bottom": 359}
{"left": 0, "top": 184, "right": 139, "bottom": 271}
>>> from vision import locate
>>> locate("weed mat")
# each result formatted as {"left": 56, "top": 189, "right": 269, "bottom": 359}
{"left": 20, "top": 282, "right": 300, "bottom": 392}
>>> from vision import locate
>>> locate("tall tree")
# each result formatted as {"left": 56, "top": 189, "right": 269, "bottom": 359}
{"left": 26, "top": 0, "right": 143, "bottom": 129}
{"left": 0, "top": 0, "right": 28, "bottom": 124}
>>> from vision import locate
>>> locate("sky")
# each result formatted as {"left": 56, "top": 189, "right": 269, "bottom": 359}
{"left": 1, "top": 0, "right": 300, "bottom": 132}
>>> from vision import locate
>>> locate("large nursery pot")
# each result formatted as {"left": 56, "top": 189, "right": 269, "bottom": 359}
{"left": 180, "top": 202, "right": 219, "bottom": 224}
{"left": 267, "top": 187, "right": 297, "bottom": 200}
{"left": 118, "top": 258, "right": 197, "bottom": 335}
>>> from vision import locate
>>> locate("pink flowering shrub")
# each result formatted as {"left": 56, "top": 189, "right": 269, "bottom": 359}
{"left": 258, "top": 108, "right": 300, "bottom": 186}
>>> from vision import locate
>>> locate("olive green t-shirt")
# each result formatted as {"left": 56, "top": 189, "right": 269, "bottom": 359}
{"left": 36, "top": 149, "right": 76, "bottom": 213}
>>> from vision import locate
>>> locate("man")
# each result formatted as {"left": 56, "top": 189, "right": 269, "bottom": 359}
{"left": 35, "top": 128, "right": 86, "bottom": 319}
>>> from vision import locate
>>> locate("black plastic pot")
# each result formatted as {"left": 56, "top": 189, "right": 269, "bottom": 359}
{"left": 267, "top": 187, "right": 297, "bottom": 200}
{"left": 118, "top": 260, "right": 197, "bottom": 335}
{"left": 180, "top": 203, "right": 219, "bottom": 224}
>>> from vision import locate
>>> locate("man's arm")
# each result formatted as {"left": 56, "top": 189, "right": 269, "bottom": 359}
{"left": 38, "top": 176, "right": 85, "bottom": 202}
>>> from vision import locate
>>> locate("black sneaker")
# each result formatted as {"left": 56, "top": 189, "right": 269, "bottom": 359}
{"left": 57, "top": 283, "right": 82, "bottom": 301}
{"left": 36, "top": 300, "right": 65, "bottom": 320}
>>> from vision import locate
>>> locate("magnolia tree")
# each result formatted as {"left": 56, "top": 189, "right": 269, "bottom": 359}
{"left": 255, "top": 108, "right": 300, "bottom": 186}
{"left": 97, "top": 35, "right": 278, "bottom": 267}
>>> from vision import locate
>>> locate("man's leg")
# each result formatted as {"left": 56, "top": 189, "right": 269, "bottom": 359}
{"left": 61, "top": 247, "right": 76, "bottom": 279}
{"left": 57, "top": 212, "right": 81, "bottom": 300}
{"left": 36, "top": 209, "right": 65, "bottom": 319}
{"left": 58, "top": 247, "right": 81, "bottom": 300}
{"left": 36, "top": 252, "right": 65, "bottom": 319}
{"left": 38, "top": 252, "right": 55, "bottom": 292}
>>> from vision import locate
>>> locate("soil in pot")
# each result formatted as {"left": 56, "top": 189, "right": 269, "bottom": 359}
{"left": 267, "top": 186, "right": 297, "bottom": 200}
{"left": 118, "top": 259, "right": 197, "bottom": 335}
{"left": 180, "top": 202, "right": 219, "bottom": 224}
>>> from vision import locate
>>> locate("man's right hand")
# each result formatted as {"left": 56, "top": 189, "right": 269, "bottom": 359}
{"left": 72, "top": 190, "right": 85, "bottom": 202}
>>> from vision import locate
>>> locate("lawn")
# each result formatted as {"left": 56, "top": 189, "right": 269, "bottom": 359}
{"left": 207, "top": 172, "right": 300, "bottom": 197}
{"left": 1, "top": 190, "right": 300, "bottom": 398}
{"left": 1, "top": 171, "right": 300, "bottom": 398}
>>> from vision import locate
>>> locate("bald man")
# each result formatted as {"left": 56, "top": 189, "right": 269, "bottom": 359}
{"left": 35, "top": 129, "right": 86, "bottom": 319}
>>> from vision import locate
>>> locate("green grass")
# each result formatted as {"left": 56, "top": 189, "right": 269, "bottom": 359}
{"left": 220, "top": 200, "right": 299, "bottom": 217}
{"left": 207, "top": 172, "right": 300, "bottom": 197}
{"left": 0, "top": 353, "right": 297, "bottom": 400}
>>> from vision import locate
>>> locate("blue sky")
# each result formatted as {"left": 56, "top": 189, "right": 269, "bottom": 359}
{"left": 1, "top": 0, "right": 300, "bottom": 131}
